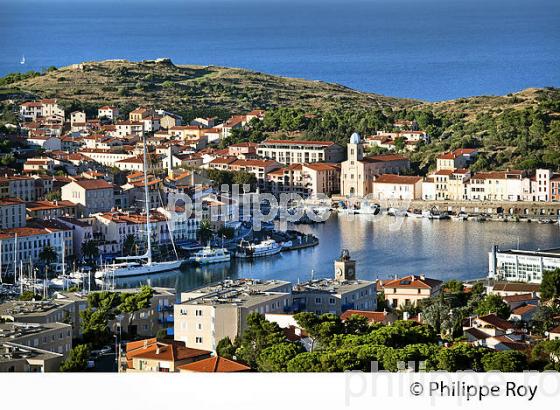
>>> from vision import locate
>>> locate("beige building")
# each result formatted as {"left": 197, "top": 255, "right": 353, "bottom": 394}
{"left": 70, "top": 111, "right": 86, "bottom": 126}
{"left": 174, "top": 279, "right": 292, "bottom": 352}
{"left": 372, "top": 174, "right": 423, "bottom": 200}
{"left": 467, "top": 170, "right": 531, "bottom": 201}
{"left": 61, "top": 179, "right": 115, "bottom": 217}
{"left": 432, "top": 169, "right": 471, "bottom": 201}
{"left": 340, "top": 133, "right": 410, "bottom": 197}
{"left": 302, "top": 162, "right": 341, "bottom": 196}
{"left": 0, "top": 343, "right": 64, "bottom": 372}
{"left": 378, "top": 275, "right": 443, "bottom": 309}
{"left": 257, "top": 139, "right": 345, "bottom": 165}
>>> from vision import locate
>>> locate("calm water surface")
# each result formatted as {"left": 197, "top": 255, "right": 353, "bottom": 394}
{"left": 0, "top": 0, "right": 558, "bottom": 100}
{"left": 114, "top": 215, "right": 560, "bottom": 293}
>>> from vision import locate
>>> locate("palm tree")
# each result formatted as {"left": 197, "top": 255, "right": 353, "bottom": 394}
{"left": 81, "top": 240, "right": 100, "bottom": 270}
{"left": 39, "top": 245, "right": 57, "bottom": 278}
{"left": 198, "top": 219, "right": 213, "bottom": 244}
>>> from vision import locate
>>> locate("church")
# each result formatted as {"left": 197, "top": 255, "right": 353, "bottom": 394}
{"left": 340, "top": 132, "right": 411, "bottom": 197}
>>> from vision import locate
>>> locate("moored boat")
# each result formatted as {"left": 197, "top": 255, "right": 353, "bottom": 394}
{"left": 234, "top": 239, "right": 282, "bottom": 259}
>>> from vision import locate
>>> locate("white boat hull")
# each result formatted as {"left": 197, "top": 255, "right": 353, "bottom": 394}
{"left": 189, "top": 255, "right": 231, "bottom": 264}
{"left": 96, "top": 260, "right": 183, "bottom": 279}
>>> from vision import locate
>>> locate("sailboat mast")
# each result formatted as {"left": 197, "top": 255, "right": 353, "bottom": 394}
{"left": 62, "top": 237, "right": 66, "bottom": 290}
{"left": 142, "top": 132, "right": 152, "bottom": 265}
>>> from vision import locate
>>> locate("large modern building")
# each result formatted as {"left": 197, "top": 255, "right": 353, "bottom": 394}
{"left": 257, "top": 139, "right": 345, "bottom": 165}
{"left": 174, "top": 279, "right": 292, "bottom": 352}
{"left": 489, "top": 245, "right": 560, "bottom": 283}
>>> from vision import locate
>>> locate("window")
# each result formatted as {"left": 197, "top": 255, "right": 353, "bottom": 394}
{"left": 195, "top": 310, "right": 202, "bottom": 317}
{"left": 315, "top": 297, "right": 321, "bottom": 304}
{"left": 195, "top": 337, "right": 203, "bottom": 344}
{"left": 329, "top": 298, "right": 336, "bottom": 305}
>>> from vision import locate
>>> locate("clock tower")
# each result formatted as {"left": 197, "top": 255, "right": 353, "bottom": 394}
{"left": 334, "top": 249, "right": 356, "bottom": 281}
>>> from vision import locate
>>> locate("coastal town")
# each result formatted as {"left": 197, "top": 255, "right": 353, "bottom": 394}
{"left": 0, "top": 93, "right": 559, "bottom": 374}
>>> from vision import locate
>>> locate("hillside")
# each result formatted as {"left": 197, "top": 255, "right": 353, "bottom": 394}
{"left": 0, "top": 59, "right": 417, "bottom": 113}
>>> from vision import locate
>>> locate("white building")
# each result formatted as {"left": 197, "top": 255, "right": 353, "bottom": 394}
{"left": 61, "top": 179, "right": 115, "bottom": 217}
{"left": 489, "top": 245, "right": 560, "bottom": 283}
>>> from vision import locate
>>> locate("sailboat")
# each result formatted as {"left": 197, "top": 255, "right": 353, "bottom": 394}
{"left": 95, "top": 133, "right": 183, "bottom": 279}
{"left": 20, "top": 55, "right": 25, "bottom": 65}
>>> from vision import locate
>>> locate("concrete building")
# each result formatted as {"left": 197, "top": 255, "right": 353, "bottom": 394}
{"left": 0, "top": 343, "right": 64, "bottom": 372}
{"left": 340, "top": 133, "right": 410, "bottom": 197}
{"left": 25, "top": 200, "right": 77, "bottom": 220}
{"left": 257, "top": 139, "right": 345, "bottom": 165}
{"left": 377, "top": 275, "right": 443, "bottom": 309}
{"left": 61, "top": 179, "right": 115, "bottom": 217}
{"left": 174, "top": 279, "right": 292, "bottom": 352}
{"left": 0, "top": 322, "right": 72, "bottom": 358}
{"left": 467, "top": 170, "right": 531, "bottom": 202}
{"left": 489, "top": 245, "right": 560, "bottom": 283}
{"left": 0, "top": 176, "right": 36, "bottom": 201}
{"left": 302, "top": 162, "right": 341, "bottom": 196}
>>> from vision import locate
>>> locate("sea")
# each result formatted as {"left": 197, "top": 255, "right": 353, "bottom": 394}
{"left": 0, "top": 0, "right": 558, "bottom": 101}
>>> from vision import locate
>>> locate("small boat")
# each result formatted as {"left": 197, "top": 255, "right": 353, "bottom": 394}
{"left": 406, "top": 209, "right": 424, "bottom": 218}
{"left": 189, "top": 247, "right": 231, "bottom": 264}
{"left": 387, "top": 207, "right": 407, "bottom": 217}
{"left": 356, "top": 202, "right": 381, "bottom": 215}
{"left": 538, "top": 219, "right": 554, "bottom": 224}
{"left": 423, "top": 207, "right": 450, "bottom": 220}
{"left": 20, "top": 55, "right": 25, "bottom": 65}
{"left": 235, "top": 239, "right": 282, "bottom": 259}
{"left": 338, "top": 207, "right": 358, "bottom": 215}
{"left": 452, "top": 212, "right": 469, "bottom": 221}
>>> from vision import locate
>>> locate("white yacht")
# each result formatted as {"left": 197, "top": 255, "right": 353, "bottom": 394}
{"left": 235, "top": 239, "right": 282, "bottom": 259}
{"left": 95, "top": 133, "right": 183, "bottom": 279}
{"left": 356, "top": 202, "right": 380, "bottom": 215}
{"left": 189, "top": 247, "right": 231, "bottom": 264}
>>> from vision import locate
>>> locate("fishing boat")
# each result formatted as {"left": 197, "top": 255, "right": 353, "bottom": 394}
{"left": 95, "top": 133, "right": 183, "bottom": 279}
{"left": 452, "top": 212, "right": 469, "bottom": 221}
{"left": 234, "top": 239, "right": 282, "bottom": 259}
{"left": 423, "top": 207, "right": 450, "bottom": 220}
{"left": 189, "top": 247, "right": 231, "bottom": 264}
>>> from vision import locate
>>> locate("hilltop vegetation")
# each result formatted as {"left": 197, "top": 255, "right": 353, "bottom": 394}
{"left": 1, "top": 59, "right": 558, "bottom": 173}
{"left": 0, "top": 59, "right": 413, "bottom": 115}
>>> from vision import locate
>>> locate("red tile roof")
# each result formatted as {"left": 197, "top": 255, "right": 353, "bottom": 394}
{"left": 340, "top": 310, "right": 391, "bottom": 323}
{"left": 374, "top": 174, "right": 422, "bottom": 184}
{"left": 177, "top": 356, "right": 250, "bottom": 373}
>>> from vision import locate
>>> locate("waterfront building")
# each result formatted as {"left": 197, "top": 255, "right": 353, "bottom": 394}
{"left": 431, "top": 168, "right": 470, "bottom": 201}
{"left": 488, "top": 245, "right": 560, "bottom": 283}
{"left": 377, "top": 274, "right": 443, "bottom": 309}
{"left": 467, "top": 170, "right": 531, "bottom": 202}
{"left": 302, "top": 162, "right": 341, "bottom": 196}
{"left": 371, "top": 174, "right": 423, "bottom": 201}
{"left": 174, "top": 279, "right": 292, "bottom": 352}
{"left": 61, "top": 179, "right": 115, "bottom": 217}
{"left": 257, "top": 139, "right": 345, "bottom": 165}
{"left": 340, "top": 133, "right": 410, "bottom": 197}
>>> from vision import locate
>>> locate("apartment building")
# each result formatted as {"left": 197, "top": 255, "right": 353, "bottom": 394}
{"left": 0, "top": 322, "right": 72, "bottom": 358}
{"left": 115, "top": 121, "right": 144, "bottom": 137}
{"left": 23, "top": 157, "right": 55, "bottom": 174}
{"left": 61, "top": 179, "right": 115, "bottom": 217}
{"left": 208, "top": 157, "right": 281, "bottom": 190}
{"left": 0, "top": 176, "right": 36, "bottom": 201}
{"left": 77, "top": 148, "right": 135, "bottom": 167}
{"left": 257, "top": 139, "right": 345, "bottom": 165}
{"left": 467, "top": 170, "right": 530, "bottom": 201}
{"left": 25, "top": 200, "right": 77, "bottom": 219}
{"left": 174, "top": 279, "right": 292, "bottom": 351}
{"left": 377, "top": 275, "right": 443, "bottom": 309}
{"left": 19, "top": 99, "right": 65, "bottom": 122}
{"left": 0, "top": 343, "right": 64, "bottom": 372}
{"left": 302, "top": 162, "right": 341, "bottom": 196}
{"left": 0, "top": 198, "right": 26, "bottom": 229}
{"left": 0, "top": 223, "right": 73, "bottom": 276}
{"left": 431, "top": 169, "right": 471, "bottom": 201}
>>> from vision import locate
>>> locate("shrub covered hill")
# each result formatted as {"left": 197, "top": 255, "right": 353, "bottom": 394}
{"left": 1, "top": 58, "right": 559, "bottom": 173}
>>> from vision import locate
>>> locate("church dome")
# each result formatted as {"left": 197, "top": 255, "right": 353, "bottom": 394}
{"left": 350, "top": 132, "right": 361, "bottom": 144}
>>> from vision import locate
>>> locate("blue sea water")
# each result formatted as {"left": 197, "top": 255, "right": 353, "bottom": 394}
{"left": 0, "top": 0, "right": 558, "bottom": 101}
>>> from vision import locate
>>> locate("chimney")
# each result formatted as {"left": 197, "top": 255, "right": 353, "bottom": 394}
{"left": 420, "top": 274, "right": 425, "bottom": 281}
{"left": 403, "top": 311, "right": 410, "bottom": 321}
